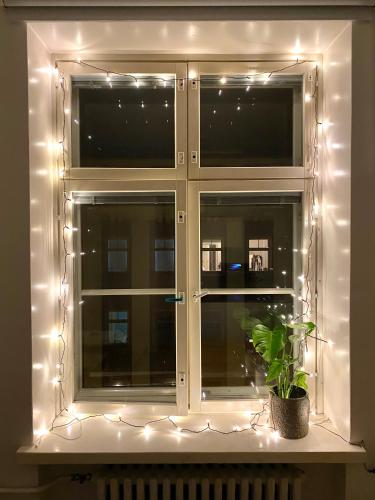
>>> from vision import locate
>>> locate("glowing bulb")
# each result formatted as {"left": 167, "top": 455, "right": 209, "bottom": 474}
{"left": 135, "top": 80, "right": 140, "bottom": 88}
{"left": 106, "top": 73, "right": 111, "bottom": 82}
{"left": 246, "top": 85, "right": 250, "bottom": 92}
{"left": 34, "top": 428, "right": 49, "bottom": 437}
{"left": 143, "top": 426, "right": 152, "bottom": 437}
{"left": 281, "top": 270, "right": 287, "bottom": 276}
{"left": 298, "top": 274, "right": 305, "bottom": 283}
{"left": 51, "top": 328, "right": 60, "bottom": 340}
{"left": 32, "top": 363, "right": 43, "bottom": 370}
{"left": 271, "top": 430, "right": 280, "bottom": 440}
{"left": 305, "top": 93, "right": 312, "bottom": 103}
{"left": 220, "top": 77, "right": 227, "bottom": 84}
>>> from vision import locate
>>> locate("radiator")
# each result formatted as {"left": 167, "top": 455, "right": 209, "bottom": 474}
{"left": 97, "top": 464, "right": 303, "bottom": 500}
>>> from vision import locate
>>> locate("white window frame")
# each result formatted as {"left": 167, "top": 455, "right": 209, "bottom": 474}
{"left": 187, "top": 60, "right": 313, "bottom": 181}
{"left": 56, "top": 56, "right": 319, "bottom": 416}
{"left": 187, "top": 179, "right": 305, "bottom": 413}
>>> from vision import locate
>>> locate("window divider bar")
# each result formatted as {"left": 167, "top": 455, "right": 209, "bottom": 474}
{"left": 81, "top": 288, "right": 176, "bottom": 296}
{"left": 197, "top": 288, "right": 295, "bottom": 296}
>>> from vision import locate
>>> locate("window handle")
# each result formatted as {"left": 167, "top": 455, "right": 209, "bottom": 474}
{"left": 164, "top": 292, "right": 185, "bottom": 305}
{"left": 193, "top": 290, "right": 209, "bottom": 302}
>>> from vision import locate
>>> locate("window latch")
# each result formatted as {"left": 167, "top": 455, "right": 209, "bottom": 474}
{"left": 193, "top": 290, "right": 209, "bottom": 302}
{"left": 164, "top": 292, "right": 185, "bottom": 305}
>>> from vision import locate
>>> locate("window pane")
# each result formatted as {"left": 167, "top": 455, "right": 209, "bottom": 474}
{"left": 73, "top": 76, "right": 175, "bottom": 168}
{"left": 81, "top": 295, "right": 176, "bottom": 391}
{"left": 200, "top": 193, "right": 301, "bottom": 289}
{"left": 77, "top": 193, "right": 175, "bottom": 289}
{"left": 200, "top": 75, "right": 302, "bottom": 167}
{"left": 201, "top": 294, "right": 294, "bottom": 400}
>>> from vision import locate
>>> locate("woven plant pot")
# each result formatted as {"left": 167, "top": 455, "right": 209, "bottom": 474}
{"left": 270, "top": 386, "right": 310, "bottom": 439}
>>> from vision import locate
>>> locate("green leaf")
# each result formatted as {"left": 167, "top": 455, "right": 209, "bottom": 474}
{"left": 293, "top": 370, "right": 308, "bottom": 390}
{"left": 287, "top": 321, "right": 316, "bottom": 335}
{"left": 266, "top": 359, "right": 284, "bottom": 382}
{"left": 288, "top": 333, "right": 301, "bottom": 343}
{"left": 252, "top": 323, "right": 286, "bottom": 363}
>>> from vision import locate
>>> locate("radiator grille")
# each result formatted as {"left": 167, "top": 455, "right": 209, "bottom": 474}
{"left": 97, "top": 464, "right": 303, "bottom": 500}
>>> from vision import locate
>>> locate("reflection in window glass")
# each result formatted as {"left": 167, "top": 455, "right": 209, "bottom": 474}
{"left": 107, "top": 239, "right": 128, "bottom": 273}
{"left": 201, "top": 294, "right": 294, "bottom": 400}
{"left": 154, "top": 239, "right": 175, "bottom": 272}
{"left": 200, "top": 193, "right": 301, "bottom": 289}
{"left": 202, "top": 239, "right": 222, "bottom": 272}
{"left": 77, "top": 193, "right": 175, "bottom": 289}
{"left": 72, "top": 76, "right": 175, "bottom": 168}
{"left": 249, "top": 239, "right": 270, "bottom": 271}
{"left": 107, "top": 311, "right": 129, "bottom": 344}
{"left": 82, "top": 295, "right": 176, "bottom": 390}
{"left": 200, "top": 75, "right": 302, "bottom": 167}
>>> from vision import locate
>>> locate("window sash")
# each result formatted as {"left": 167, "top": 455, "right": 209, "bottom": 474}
{"left": 187, "top": 60, "right": 316, "bottom": 181}
{"left": 71, "top": 181, "right": 188, "bottom": 414}
{"left": 187, "top": 179, "right": 304, "bottom": 412}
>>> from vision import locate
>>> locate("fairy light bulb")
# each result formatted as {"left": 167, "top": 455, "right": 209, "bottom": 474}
{"left": 106, "top": 73, "right": 111, "bottom": 82}
{"left": 220, "top": 77, "right": 227, "bottom": 84}
{"left": 143, "top": 426, "right": 152, "bottom": 437}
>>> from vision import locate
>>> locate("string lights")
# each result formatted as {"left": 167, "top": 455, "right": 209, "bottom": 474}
{"left": 33, "top": 57, "right": 338, "bottom": 447}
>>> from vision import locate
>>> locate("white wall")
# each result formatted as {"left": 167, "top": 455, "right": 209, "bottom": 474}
{"left": 322, "top": 23, "right": 352, "bottom": 441}
{"left": 27, "top": 26, "right": 56, "bottom": 441}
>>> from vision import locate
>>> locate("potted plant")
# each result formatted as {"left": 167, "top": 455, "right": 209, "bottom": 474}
{"left": 237, "top": 308, "right": 316, "bottom": 439}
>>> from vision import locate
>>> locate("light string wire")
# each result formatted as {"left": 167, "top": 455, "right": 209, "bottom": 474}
{"left": 34, "top": 59, "right": 348, "bottom": 448}
{"left": 58, "top": 58, "right": 313, "bottom": 87}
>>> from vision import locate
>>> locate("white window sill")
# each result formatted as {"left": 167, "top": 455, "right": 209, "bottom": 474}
{"left": 18, "top": 413, "right": 365, "bottom": 465}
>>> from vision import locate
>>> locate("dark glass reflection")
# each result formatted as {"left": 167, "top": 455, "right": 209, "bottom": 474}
{"left": 82, "top": 295, "right": 176, "bottom": 389}
{"left": 75, "top": 80, "right": 175, "bottom": 167}
{"left": 78, "top": 193, "right": 175, "bottom": 289}
{"left": 200, "top": 76, "right": 302, "bottom": 167}
{"left": 201, "top": 294, "right": 294, "bottom": 399}
{"left": 200, "top": 193, "right": 301, "bottom": 289}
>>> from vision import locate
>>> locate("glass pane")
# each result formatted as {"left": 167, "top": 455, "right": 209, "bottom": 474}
{"left": 77, "top": 193, "right": 175, "bottom": 289}
{"left": 200, "top": 193, "right": 301, "bottom": 289}
{"left": 73, "top": 75, "right": 175, "bottom": 168}
{"left": 200, "top": 75, "right": 302, "bottom": 167}
{"left": 81, "top": 295, "right": 176, "bottom": 390}
{"left": 201, "top": 294, "right": 294, "bottom": 400}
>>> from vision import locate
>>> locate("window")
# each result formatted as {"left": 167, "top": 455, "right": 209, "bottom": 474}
{"left": 107, "top": 239, "right": 128, "bottom": 273}
{"left": 107, "top": 311, "right": 129, "bottom": 344}
{"left": 59, "top": 59, "right": 313, "bottom": 412}
{"left": 154, "top": 238, "right": 175, "bottom": 273}
{"left": 201, "top": 239, "right": 222, "bottom": 272}
{"left": 249, "top": 239, "right": 270, "bottom": 272}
